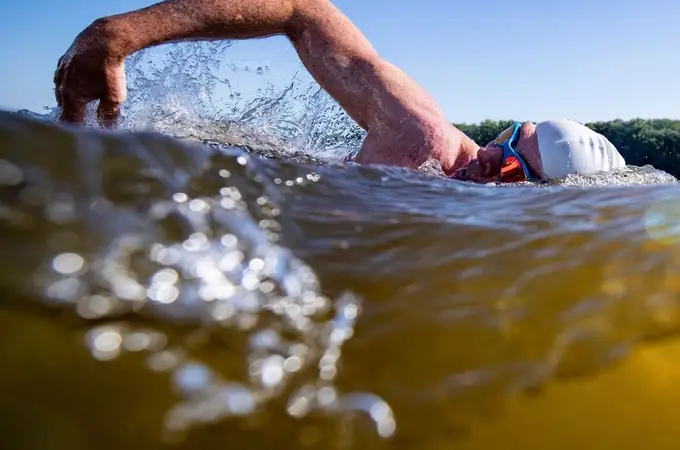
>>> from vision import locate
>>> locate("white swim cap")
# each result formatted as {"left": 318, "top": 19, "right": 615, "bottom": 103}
{"left": 535, "top": 119, "right": 626, "bottom": 179}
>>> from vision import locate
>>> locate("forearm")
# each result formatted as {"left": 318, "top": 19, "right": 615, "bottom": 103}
{"left": 105, "top": 0, "right": 298, "bottom": 56}
{"left": 101, "top": 0, "right": 446, "bottom": 132}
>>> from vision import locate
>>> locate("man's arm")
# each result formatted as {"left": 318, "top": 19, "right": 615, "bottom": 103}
{"left": 58, "top": 0, "right": 442, "bottom": 128}
{"left": 55, "top": 0, "right": 479, "bottom": 172}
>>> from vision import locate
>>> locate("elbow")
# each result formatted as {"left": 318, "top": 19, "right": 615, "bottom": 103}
{"left": 287, "top": 0, "right": 326, "bottom": 38}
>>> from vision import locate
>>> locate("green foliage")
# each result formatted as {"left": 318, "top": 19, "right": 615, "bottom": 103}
{"left": 453, "top": 119, "right": 680, "bottom": 177}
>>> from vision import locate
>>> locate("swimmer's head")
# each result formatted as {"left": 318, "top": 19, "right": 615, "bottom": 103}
{"left": 454, "top": 119, "right": 626, "bottom": 183}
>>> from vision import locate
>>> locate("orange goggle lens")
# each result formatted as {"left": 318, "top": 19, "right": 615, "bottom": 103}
{"left": 500, "top": 155, "right": 527, "bottom": 183}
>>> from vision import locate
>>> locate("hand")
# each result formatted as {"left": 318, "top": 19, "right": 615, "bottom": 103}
{"left": 53, "top": 18, "right": 128, "bottom": 127}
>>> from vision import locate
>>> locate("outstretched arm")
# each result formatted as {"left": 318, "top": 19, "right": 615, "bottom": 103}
{"left": 55, "top": 0, "right": 479, "bottom": 172}
{"left": 57, "top": 0, "right": 441, "bottom": 127}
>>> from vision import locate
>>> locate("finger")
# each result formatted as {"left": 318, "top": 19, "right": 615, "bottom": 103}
{"left": 97, "top": 63, "right": 127, "bottom": 128}
{"left": 97, "top": 98, "right": 122, "bottom": 129}
{"left": 59, "top": 91, "right": 88, "bottom": 125}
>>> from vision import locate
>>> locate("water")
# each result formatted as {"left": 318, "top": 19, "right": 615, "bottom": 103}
{"left": 3, "top": 41, "right": 680, "bottom": 450}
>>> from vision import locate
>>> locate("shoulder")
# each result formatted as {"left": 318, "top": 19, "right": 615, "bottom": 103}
{"left": 354, "top": 111, "right": 469, "bottom": 174}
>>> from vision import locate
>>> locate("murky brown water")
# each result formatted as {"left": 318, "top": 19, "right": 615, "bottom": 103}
{"left": 3, "top": 109, "right": 680, "bottom": 450}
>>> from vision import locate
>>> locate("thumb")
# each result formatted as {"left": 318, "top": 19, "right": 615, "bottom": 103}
{"left": 59, "top": 90, "right": 88, "bottom": 125}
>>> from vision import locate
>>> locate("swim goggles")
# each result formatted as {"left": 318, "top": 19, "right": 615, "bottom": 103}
{"left": 493, "top": 122, "right": 534, "bottom": 182}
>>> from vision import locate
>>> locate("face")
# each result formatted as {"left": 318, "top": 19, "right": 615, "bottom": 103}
{"left": 453, "top": 122, "right": 545, "bottom": 183}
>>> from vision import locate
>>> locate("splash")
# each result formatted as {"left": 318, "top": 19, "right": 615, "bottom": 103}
{"left": 0, "top": 113, "right": 394, "bottom": 442}
{"left": 120, "top": 41, "right": 365, "bottom": 161}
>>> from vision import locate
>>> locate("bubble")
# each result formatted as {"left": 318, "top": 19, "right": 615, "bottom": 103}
{"left": 249, "top": 329, "right": 281, "bottom": 350}
{"left": 215, "top": 384, "right": 256, "bottom": 415}
{"left": 147, "top": 283, "right": 180, "bottom": 304}
{"left": 242, "top": 272, "right": 261, "bottom": 291}
{"left": 283, "top": 356, "right": 303, "bottom": 373}
{"left": 87, "top": 326, "right": 123, "bottom": 361}
{"left": 172, "top": 192, "right": 189, "bottom": 203}
{"left": 148, "top": 350, "right": 182, "bottom": 372}
{"left": 77, "top": 295, "right": 117, "bottom": 319}
{"left": 111, "top": 276, "right": 146, "bottom": 301}
{"left": 339, "top": 393, "right": 397, "bottom": 438}
{"left": 258, "top": 281, "right": 275, "bottom": 294}
{"left": 152, "top": 246, "right": 182, "bottom": 266}
{"left": 189, "top": 198, "right": 210, "bottom": 213}
{"left": 152, "top": 268, "right": 179, "bottom": 285}
{"left": 210, "top": 301, "right": 235, "bottom": 321}
{"left": 173, "top": 363, "right": 214, "bottom": 395}
{"left": 183, "top": 233, "right": 209, "bottom": 252}
{"left": 287, "top": 386, "right": 316, "bottom": 418}
{"left": 343, "top": 303, "right": 359, "bottom": 320}
{"left": 317, "top": 387, "right": 337, "bottom": 407}
{"left": 45, "top": 277, "right": 85, "bottom": 301}
{"left": 220, "top": 198, "right": 237, "bottom": 209}
{"left": 123, "top": 331, "right": 167, "bottom": 352}
{"left": 45, "top": 193, "right": 76, "bottom": 224}
{"left": 218, "top": 251, "right": 244, "bottom": 272}
{"left": 220, "top": 233, "right": 238, "bottom": 248}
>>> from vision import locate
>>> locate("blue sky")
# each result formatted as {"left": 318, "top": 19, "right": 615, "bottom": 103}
{"left": 0, "top": 0, "right": 678, "bottom": 123}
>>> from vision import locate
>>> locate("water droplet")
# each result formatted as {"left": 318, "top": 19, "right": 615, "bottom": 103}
{"left": 45, "top": 277, "right": 84, "bottom": 301}
{"left": 45, "top": 193, "right": 76, "bottom": 224}
{"left": 87, "top": 326, "right": 123, "bottom": 361}
{"left": 152, "top": 268, "right": 179, "bottom": 285}
{"left": 172, "top": 192, "right": 188, "bottom": 203}
{"left": 283, "top": 356, "right": 302, "bottom": 373}
{"left": 215, "top": 384, "right": 256, "bottom": 415}
{"left": 220, "top": 234, "right": 238, "bottom": 248}
{"left": 148, "top": 350, "right": 182, "bottom": 372}
{"left": 147, "top": 283, "right": 180, "bottom": 304}
{"left": 76, "top": 294, "right": 116, "bottom": 319}
{"left": 173, "top": 363, "right": 213, "bottom": 396}
{"left": 287, "top": 386, "right": 316, "bottom": 418}
{"left": 189, "top": 198, "right": 210, "bottom": 213}
{"left": 249, "top": 329, "right": 281, "bottom": 350}
{"left": 52, "top": 252, "right": 85, "bottom": 275}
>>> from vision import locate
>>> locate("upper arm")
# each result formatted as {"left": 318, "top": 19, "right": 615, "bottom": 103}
{"left": 288, "top": 0, "right": 447, "bottom": 131}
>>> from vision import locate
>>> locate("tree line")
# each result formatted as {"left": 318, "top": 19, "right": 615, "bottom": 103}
{"left": 454, "top": 119, "right": 680, "bottom": 178}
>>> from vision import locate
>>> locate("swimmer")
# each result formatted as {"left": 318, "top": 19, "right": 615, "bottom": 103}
{"left": 53, "top": 0, "right": 626, "bottom": 183}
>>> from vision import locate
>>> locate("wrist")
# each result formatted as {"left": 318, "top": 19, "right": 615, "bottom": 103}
{"left": 90, "top": 13, "right": 149, "bottom": 61}
{"left": 85, "top": 16, "right": 134, "bottom": 61}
